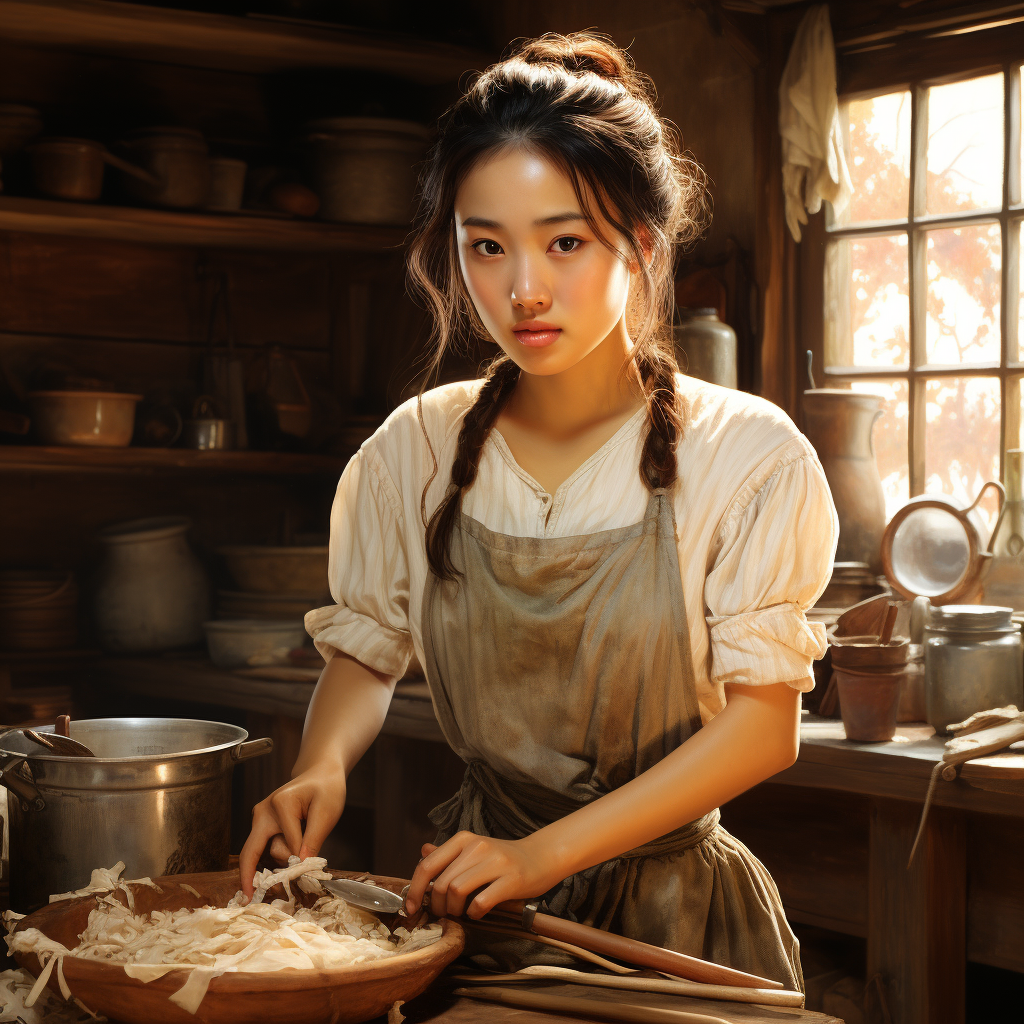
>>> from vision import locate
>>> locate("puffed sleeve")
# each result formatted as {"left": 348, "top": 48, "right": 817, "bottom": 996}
{"left": 704, "top": 445, "right": 838, "bottom": 691}
{"left": 304, "top": 446, "right": 414, "bottom": 679}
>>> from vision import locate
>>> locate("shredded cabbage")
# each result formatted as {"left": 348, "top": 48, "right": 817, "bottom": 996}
{"left": 5, "top": 857, "right": 441, "bottom": 1017}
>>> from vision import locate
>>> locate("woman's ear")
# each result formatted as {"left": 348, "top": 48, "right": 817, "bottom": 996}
{"left": 628, "top": 227, "right": 654, "bottom": 273}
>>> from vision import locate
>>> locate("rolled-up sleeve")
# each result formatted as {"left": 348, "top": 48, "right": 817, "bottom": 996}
{"left": 304, "top": 446, "right": 414, "bottom": 678}
{"left": 704, "top": 447, "right": 838, "bottom": 691}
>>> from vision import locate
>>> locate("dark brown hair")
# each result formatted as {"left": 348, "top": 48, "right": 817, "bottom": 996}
{"left": 407, "top": 30, "right": 709, "bottom": 581}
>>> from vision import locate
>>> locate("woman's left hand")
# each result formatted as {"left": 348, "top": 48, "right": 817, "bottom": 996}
{"left": 404, "top": 831, "right": 562, "bottom": 920}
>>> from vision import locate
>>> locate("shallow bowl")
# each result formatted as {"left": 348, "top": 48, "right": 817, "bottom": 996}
{"left": 13, "top": 869, "right": 464, "bottom": 1024}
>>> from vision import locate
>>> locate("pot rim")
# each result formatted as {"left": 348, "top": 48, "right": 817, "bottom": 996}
{"left": 0, "top": 716, "right": 248, "bottom": 765}
{"left": 97, "top": 515, "right": 192, "bottom": 544}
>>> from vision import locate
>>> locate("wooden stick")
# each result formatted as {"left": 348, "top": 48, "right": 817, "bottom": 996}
{"left": 452, "top": 985, "right": 737, "bottom": 1024}
{"left": 466, "top": 918, "right": 634, "bottom": 973}
{"left": 879, "top": 602, "right": 899, "bottom": 645}
{"left": 450, "top": 966, "right": 804, "bottom": 1008}
{"left": 523, "top": 912, "right": 782, "bottom": 990}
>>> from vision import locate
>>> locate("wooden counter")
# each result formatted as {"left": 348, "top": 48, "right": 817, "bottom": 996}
{"left": 103, "top": 661, "right": 1022, "bottom": 1024}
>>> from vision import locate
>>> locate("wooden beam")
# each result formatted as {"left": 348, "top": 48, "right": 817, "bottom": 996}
{"left": 839, "top": 18, "right": 1024, "bottom": 95}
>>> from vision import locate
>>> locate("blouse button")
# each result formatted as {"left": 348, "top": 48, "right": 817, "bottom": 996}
{"left": 541, "top": 494, "right": 550, "bottom": 504}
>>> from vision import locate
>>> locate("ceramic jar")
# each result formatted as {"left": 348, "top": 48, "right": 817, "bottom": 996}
{"left": 673, "top": 308, "right": 738, "bottom": 388}
{"left": 94, "top": 516, "right": 210, "bottom": 652}
{"left": 924, "top": 604, "right": 1023, "bottom": 734}
{"left": 802, "top": 389, "right": 886, "bottom": 574}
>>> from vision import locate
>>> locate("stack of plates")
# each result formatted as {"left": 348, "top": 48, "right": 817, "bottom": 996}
{"left": 0, "top": 570, "right": 78, "bottom": 650}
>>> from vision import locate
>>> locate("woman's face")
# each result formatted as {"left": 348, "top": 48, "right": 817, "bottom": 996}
{"left": 454, "top": 148, "right": 635, "bottom": 377}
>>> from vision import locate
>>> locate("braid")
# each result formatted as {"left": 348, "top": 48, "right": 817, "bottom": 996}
{"left": 635, "top": 344, "right": 682, "bottom": 491}
{"left": 425, "top": 358, "right": 520, "bottom": 581}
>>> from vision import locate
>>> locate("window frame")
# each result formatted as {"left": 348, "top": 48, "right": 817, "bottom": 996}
{"left": 804, "top": 62, "right": 1023, "bottom": 498}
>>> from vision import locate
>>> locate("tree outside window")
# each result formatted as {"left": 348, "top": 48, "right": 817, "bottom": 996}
{"left": 823, "top": 69, "right": 1017, "bottom": 534}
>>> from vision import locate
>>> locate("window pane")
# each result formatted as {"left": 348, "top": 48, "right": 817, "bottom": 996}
{"left": 925, "top": 376, "right": 1002, "bottom": 533}
{"left": 926, "top": 73, "right": 1004, "bottom": 216}
{"left": 925, "top": 223, "right": 1001, "bottom": 366}
{"left": 837, "top": 91, "right": 910, "bottom": 226}
{"left": 850, "top": 378, "right": 909, "bottom": 522}
{"left": 824, "top": 235, "right": 909, "bottom": 368}
{"left": 1018, "top": 220, "right": 1024, "bottom": 362}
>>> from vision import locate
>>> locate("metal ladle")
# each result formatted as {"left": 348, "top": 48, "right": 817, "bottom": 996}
{"left": 22, "top": 714, "right": 95, "bottom": 757}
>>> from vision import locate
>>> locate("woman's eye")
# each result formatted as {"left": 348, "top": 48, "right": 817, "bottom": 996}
{"left": 471, "top": 239, "right": 503, "bottom": 256}
{"left": 552, "top": 236, "right": 583, "bottom": 253}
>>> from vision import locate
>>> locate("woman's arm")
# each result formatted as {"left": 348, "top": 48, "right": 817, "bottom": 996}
{"left": 238, "top": 650, "right": 396, "bottom": 895}
{"left": 404, "top": 679, "right": 801, "bottom": 918}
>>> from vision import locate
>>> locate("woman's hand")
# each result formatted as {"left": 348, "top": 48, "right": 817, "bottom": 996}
{"left": 404, "top": 832, "right": 564, "bottom": 920}
{"left": 238, "top": 761, "right": 346, "bottom": 897}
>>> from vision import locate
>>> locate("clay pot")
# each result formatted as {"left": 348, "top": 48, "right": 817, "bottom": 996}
{"left": 94, "top": 517, "right": 210, "bottom": 652}
{"left": 831, "top": 636, "right": 909, "bottom": 742}
{"left": 803, "top": 389, "right": 886, "bottom": 574}
{"left": 305, "top": 117, "right": 430, "bottom": 224}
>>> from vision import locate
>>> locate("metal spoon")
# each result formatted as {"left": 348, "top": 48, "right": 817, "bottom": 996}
{"left": 22, "top": 728, "right": 96, "bottom": 757}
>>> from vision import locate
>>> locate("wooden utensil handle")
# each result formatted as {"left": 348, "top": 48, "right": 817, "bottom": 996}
{"left": 55, "top": 715, "right": 70, "bottom": 738}
{"left": 487, "top": 900, "right": 781, "bottom": 991}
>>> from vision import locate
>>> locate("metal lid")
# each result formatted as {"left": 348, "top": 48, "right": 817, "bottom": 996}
{"left": 925, "top": 604, "right": 1016, "bottom": 632}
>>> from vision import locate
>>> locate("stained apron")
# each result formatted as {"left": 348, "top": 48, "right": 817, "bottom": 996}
{"left": 420, "top": 487, "right": 803, "bottom": 991}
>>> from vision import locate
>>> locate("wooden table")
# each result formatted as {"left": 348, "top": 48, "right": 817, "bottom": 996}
{"left": 400, "top": 969, "right": 842, "bottom": 1024}
{"left": 721, "top": 718, "right": 1024, "bottom": 1024}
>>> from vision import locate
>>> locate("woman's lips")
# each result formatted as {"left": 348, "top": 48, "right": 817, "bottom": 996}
{"left": 513, "top": 328, "right": 562, "bottom": 348}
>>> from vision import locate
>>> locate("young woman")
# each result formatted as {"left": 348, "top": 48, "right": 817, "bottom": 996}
{"left": 240, "top": 31, "right": 837, "bottom": 990}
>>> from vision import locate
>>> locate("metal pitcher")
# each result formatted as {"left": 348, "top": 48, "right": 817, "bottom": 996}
{"left": 802, "top": 388, "right": 887, "bottom": 574}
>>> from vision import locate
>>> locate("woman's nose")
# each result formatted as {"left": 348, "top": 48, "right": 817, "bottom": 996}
{"left": 510, "top": 259, "right": 551, "bottom": 312}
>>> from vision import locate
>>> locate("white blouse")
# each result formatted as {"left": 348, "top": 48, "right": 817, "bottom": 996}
{"left": 306, "top": 374, "right": 839, "bottom": 724}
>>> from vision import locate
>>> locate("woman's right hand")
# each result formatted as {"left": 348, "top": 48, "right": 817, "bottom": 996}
{"left": 238, "top": 760, "right": 347, "bottom": 897}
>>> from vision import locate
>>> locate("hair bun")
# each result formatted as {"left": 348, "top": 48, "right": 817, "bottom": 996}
{"left": 513, "top": 31, "right": 647, "bottom": 97}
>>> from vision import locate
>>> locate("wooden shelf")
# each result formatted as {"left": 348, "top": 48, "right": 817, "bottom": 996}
{"left": 0, "top": 444, "right": 348, "bottom": 475}
{"left": 0, "top": 197, "right": 411, "bottom": 252}
{"left": 103, "top": 655, "right": 442, "bottom": 739}
{"left": 0, "top": 0, "right": 489, "bottom": 81}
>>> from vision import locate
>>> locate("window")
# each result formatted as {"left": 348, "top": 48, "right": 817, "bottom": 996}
{"left": 822, "top": 69, "right": 1021, "bottom": 533}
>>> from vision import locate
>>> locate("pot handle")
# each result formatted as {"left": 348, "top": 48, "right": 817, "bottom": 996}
{"left": 231, "top": 737, "right": 274, "bottom": 763}
{"left": 0, "top": 753, "right": 45, "bottom": 813}
{"left": 102, "top": 149, "right": 161, "bottom": 186}
{"left": 965, "top": 480, "right": 1007, "bottom": 553}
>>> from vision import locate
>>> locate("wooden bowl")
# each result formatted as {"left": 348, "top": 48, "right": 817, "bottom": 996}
{"left": 13, "top": 870, "right": 464, "bottom": 1024}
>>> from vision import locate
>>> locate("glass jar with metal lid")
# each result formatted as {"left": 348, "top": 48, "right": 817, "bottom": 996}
{"left": 924, "top": 604, "right": 1023, "bottom": 733}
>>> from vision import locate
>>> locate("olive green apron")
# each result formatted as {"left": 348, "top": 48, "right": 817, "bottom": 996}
{"left": 420, "top": 486, "right": 803, "bottom": 991}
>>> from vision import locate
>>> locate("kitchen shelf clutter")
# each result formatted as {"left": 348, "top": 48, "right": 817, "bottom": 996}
{"left": 0, "top": 196, "right": 411, "bottom": 252}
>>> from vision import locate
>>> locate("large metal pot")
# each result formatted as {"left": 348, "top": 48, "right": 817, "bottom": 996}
{"left": 0, "top": 718, "right": 272, "bottom": 912}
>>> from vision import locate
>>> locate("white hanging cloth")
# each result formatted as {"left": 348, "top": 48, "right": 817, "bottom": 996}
{"left": 778, "top": 4, "right": 853, "bottom": 242}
